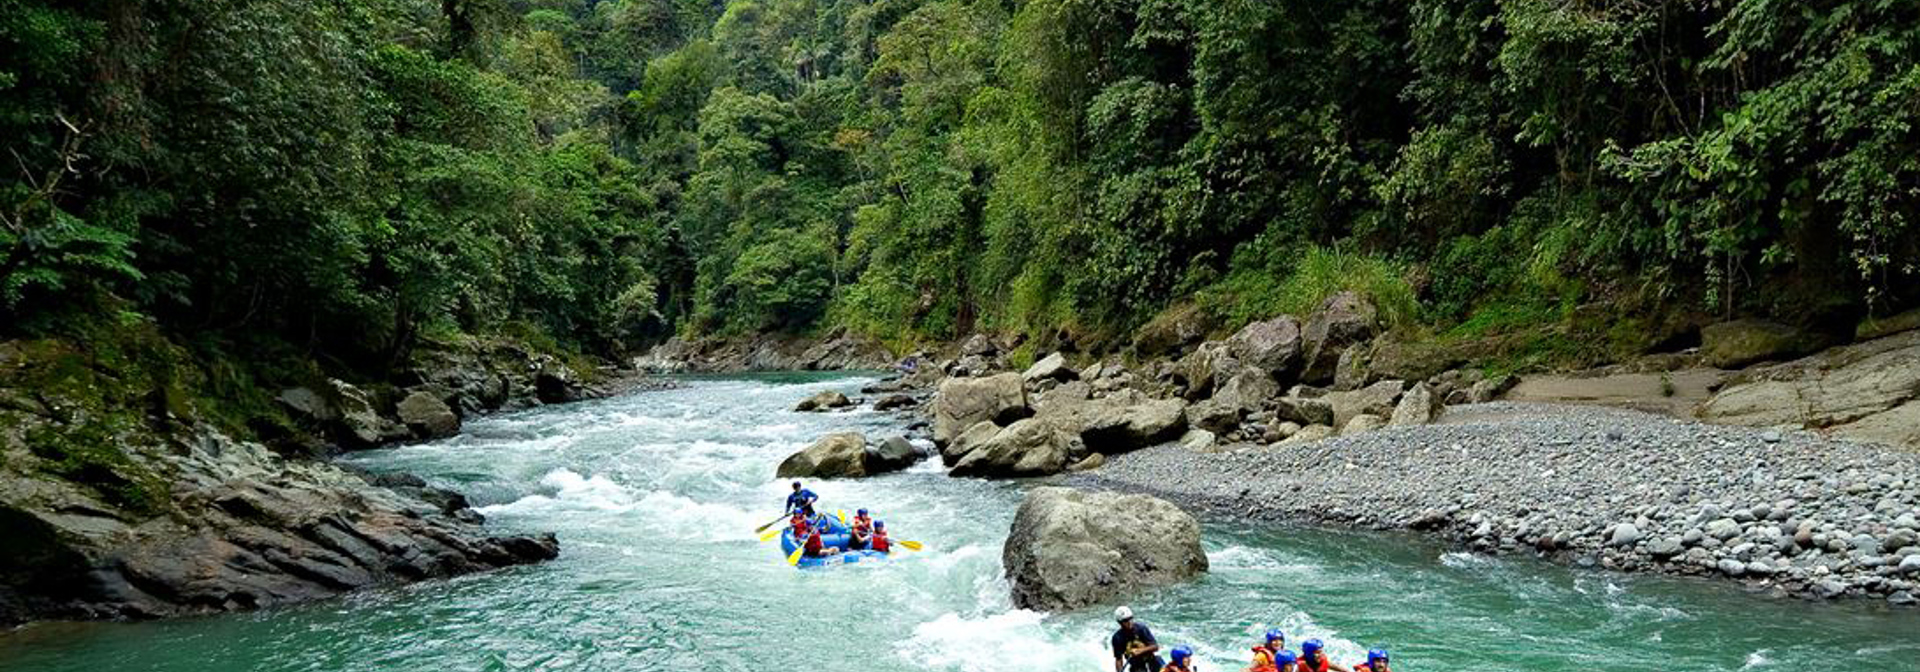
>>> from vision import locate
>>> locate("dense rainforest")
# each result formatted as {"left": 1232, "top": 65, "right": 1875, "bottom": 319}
{"left": 4, "top": 0, "right": 1918, "bottom": 382}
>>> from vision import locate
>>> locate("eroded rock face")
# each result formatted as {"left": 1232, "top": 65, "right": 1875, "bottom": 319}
{"left": 932, "top": 373, "right": 1031, "bottom": 446}
{"left": 1003, "top": 487, "right": 1208, "bottom": 611}
{"left": 1699, "top": 330, "right": 1920, "bottom": 449}
{"left": 0, "top": 429, "right": 556, "bottom": 626}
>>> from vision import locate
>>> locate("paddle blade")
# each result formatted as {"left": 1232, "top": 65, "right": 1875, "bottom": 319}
{"left": 754, "top": 514, "right": 785, "bottom": 533}
{"left": 760, "top": 529, "right": 782, "bottom": 543}
{"left": 899, "top": 540, "right": 923, "bottom": 551}
{"left": 838, "top": 510, "right": 847, "bottom": 525}
{"left": 787, "top": 546, "right": 805, "bottom": 566}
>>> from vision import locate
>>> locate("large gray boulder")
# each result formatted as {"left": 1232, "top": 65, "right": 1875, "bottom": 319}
{"left": 395, "top": 391, "right": 460, "bottom": 440}
{"left": 1172, "top": 341, "right": 1237, "bottom": 401}
{"left": 1225, "top": 316, "right": 1303, "bottom": 381}
{"left": 1300, "top": 291, "right": 1380, "bottom": 384}
{"left": 950, "top": 419, "right": 1071, "bottom": 478}
{"left": 776, "top": 432, "right": 871, "bottom": 478}
{"left": 1023, "top": 352, "right": 1078, "bottom": 383}
{"left": 1323, "top": 380, "right": 1405, "bottom": 429}
{"left": 1003, "top": 487, "right": 1208, "bottom": 611}
{"left": 942, "top": 421, "right": 1005, "bottom": 467}
{"left": 866, "top": 435, "right": 924, "bottom": 473}
{"left": 932, "top": 373, "right": 1030, "bottom": 446}
{"left": 794, "top": 390, "right": 852, "bottom": 412}
{"left": 1274, "top": 396, "right": 1335, "bottom": 427}
{"left": 1081, "top": 398, "right": 1188, "bottom": 454}
{"left": 1390, "top": 382, "right": 1443, "bottom": 426}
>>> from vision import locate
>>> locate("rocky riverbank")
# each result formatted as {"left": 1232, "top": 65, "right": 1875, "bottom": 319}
{"left": 1069, "top": 402, "right": 1920, "bottom": 605}
{"left": 0, "top": 331, "right": 680, "bottom": 627}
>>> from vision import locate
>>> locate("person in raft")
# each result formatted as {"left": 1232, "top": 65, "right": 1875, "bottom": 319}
{"left": 785, "top": 482, "right": 818, "bottom": 517}
{"left": 1111, "top": 606, "right": 1164, "bottom": 672}
{"left": 1352, "top": 650, "right": 1389, "bottom": 672}
{"left": 848, "top": 508, "right": 875, "bottom": 550}
{"left": 1295, "top": 640, "right": 1349, "bottom": 672}
{"left": 789, "top": 511, "right": 839, "bottom": 558}
{"left": 1269, "top": 650, "right": 1298, "bottom": 672}
{"left": 1248, "top": 629, "right": 1286, "bottom": 671}
{"left": 869, "top": 520, "right": 892, "bottom": 553}
{"left": 1164, "top": 645, "right": 1198, "bottom": 672}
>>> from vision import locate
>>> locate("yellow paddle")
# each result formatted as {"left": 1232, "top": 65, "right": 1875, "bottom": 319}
{"left": 838, "top": 510, "right": 848, "bottom": 525}
{"left": 753, "top": 514, "right": 787, "bottom": 534}
{"left": 759, "top": 528, "right": 782, "bottom": 542}
{"left": 898, "top": 540, "right": 923, "bottom": 551}
{"left": 787, "top": 546, "right": 806, "bottom": 566}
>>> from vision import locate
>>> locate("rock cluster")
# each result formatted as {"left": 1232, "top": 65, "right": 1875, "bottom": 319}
{"left": 1078, "top": 402, "right": 1920, "bottom": 605}
{"left": 1002, "top": 487, "right": 1208, "bottom": 611}
{"left": 0, "top": 427, "right": 558, "bottom": 626}
{"left": 277, "top": 342, "right": 617, "bottom": 451}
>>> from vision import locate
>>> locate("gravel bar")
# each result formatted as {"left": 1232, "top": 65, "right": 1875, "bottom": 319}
{"left": 1068, "top": 402, "right": 1920, "bottom": 605}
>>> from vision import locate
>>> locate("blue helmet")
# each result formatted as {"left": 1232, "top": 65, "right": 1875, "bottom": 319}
{"left": 1274, "top": 650, "right": 1298, "bottom": 665}
{"left": 1265, "top": 629, "right": 1285, "bottom": 645}
{"left": 857, "top": 508, "right": 869, "bottom": 516}
{"left": 875, "top": 520, "right": 885, "bottom": 529}
{"left": 1368, "top": 649, "right": 1389, "bottom": 664}
{"left": 1170, "top": 646, "right": 1192, "bottom": 663}
{"left": 1301, "top": 639, "right": 1324, "bottom": 658}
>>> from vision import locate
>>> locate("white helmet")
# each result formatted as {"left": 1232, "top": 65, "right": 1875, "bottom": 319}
{"left": 1113, "top": 606, "right": 1134, "bottom": 622}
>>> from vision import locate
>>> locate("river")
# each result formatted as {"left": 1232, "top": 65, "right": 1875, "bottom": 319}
{"left": 1, "top": 373, "right": 1914, "bottom": 671}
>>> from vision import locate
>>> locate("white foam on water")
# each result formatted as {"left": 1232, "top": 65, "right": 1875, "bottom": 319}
{"left": 896, "top": 609, "right": 1102, "bottom": 672}
{"left": 1208, "top": 544, "right": 1284, "bottom": 570}
{"left": 1439, "top": 551, "right": 1496, "bottom": 569}
{"left": 1740, "top": 649, "right": 1773, "bottom": 670}
{"left": 632, "top": 489, "right": 764, "bottom": 541}
{"left": 476, "top": 468, "right": 635, "bottom": 515}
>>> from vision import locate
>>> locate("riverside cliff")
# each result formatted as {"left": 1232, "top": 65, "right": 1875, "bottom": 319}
{"left": 0, "top": 331, "right": 597, "bottom": 626}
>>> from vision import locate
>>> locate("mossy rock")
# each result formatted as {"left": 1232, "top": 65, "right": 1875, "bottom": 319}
{"left": 1701, "top": 320, "right": 1825, "bottom": 369}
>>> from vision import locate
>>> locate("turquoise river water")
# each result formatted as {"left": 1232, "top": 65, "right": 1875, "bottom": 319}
{"left": 1, "top": 373, "right": 1915, "bottom": 671}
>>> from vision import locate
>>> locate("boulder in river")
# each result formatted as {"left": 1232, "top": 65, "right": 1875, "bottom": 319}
{"left": 777, "top": 432, "right": 916, "bottom": 478}
{"left": 873, "top": 394, "right": 917, "bottom": 411}
{"left": 794, "top": 390, "right": 852, "bottom": 412}
{"left": 931, "top": 373, "right": 1031, "bottom": 446}
{"left": 942, "top": 420, "right": 1005, "bottom": 467}
{"left": 1003, "top": 487, "right": 1208, "bottom": 611}
{"left": 395, "top": 391, "right": 460, "bottom": 440}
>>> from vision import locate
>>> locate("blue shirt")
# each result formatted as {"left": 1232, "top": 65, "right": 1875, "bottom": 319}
{"left": 785, "top": 489, "right": 817, "bottom": 513}
{"left": 1111, "top": 623, "right": 1163, "bottom": 672}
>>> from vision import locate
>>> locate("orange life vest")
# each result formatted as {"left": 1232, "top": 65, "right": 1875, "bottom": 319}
{"left": 1298, "top": 656, "right": 1329, "bottom": 672}
{"left": 1249, "top": 647, "right": 1278, "bottom": 672}
{"left": 871, "top": 532, "right": 891, "bottom": 552}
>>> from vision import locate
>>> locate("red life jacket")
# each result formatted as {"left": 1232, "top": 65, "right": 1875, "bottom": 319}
{"left": 802, "top": 529, "right": 824, "bottom": 556}
{"left": 1298, "top": 655, "right": 1329, "bottom": 672}
{"left": 852, "top": 516, "right": 873, "bottom": 534}
{"left": 1166, "top": 662, "right": 1195, "bottom": 672}
{"left": 871, "top": 532, "right": 891, "bottom": 552}
{"left": 1355, "top": 665, "right": 1380, "bottom": 672}
{"left": 1249, "top": 646, "right": 1278, "bottom": 672}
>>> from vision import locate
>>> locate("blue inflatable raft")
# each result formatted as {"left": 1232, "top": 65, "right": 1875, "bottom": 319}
{"left": 780, "top": 514, "right": 891, "bottom": 569}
